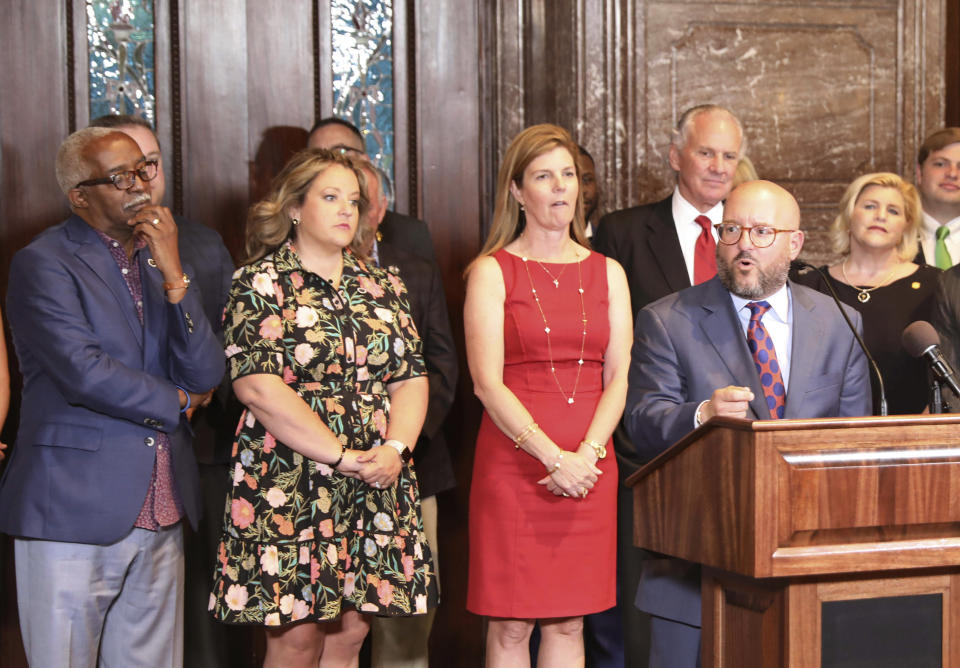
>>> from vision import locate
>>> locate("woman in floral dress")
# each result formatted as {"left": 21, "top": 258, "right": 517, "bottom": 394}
{"left": 209, "top": 149, "right": 437, "bottom": 667}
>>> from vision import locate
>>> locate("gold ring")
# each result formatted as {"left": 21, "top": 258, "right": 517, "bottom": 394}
{"left": 580, "top": 489, "right": 588, "bottom": 498}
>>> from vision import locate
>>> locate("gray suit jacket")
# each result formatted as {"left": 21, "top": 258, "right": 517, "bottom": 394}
{"left": 625, "top": 276, "right": 872, "bottom": 626}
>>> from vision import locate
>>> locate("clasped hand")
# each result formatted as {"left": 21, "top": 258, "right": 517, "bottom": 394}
{"left": 538, "top": 447, "right": 602, "bottom": 499}
{"left": 335, "top": 445, "right": 403, "bottom": 489}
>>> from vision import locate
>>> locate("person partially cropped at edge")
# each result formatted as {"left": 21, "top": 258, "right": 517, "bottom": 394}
{"left": 0, "top": 127, "right": 224, "bottom": 667}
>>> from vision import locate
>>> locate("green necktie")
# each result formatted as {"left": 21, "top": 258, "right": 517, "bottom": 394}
{"left": 936, "top": 226, "right": 953, "bottom": 269}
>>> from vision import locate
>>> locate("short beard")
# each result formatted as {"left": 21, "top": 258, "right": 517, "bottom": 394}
{"left": 717, "top": 250, "right": 791, "bottom": 300}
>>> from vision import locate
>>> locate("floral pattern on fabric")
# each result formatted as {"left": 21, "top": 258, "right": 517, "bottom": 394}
{"left": 209, "top": 242, "right": 437, "bottom": 626}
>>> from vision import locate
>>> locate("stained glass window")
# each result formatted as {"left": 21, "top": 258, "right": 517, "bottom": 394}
{"left": 331, "top": 0, "right": 395, "bottom": 191}
{"left": 86, "top": 0, "right": 156, "bottom": 124}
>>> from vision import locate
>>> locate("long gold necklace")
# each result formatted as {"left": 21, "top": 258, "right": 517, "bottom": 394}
{"left": 840, "top": 259, "right": 898, "bottom": 303}
{"left": 520, "top": 252, "right": 588, "bottom": 405}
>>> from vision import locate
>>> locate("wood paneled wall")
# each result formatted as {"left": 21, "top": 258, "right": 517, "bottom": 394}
{"left": 0, "top": 1, "right": 954, "bottom": 665}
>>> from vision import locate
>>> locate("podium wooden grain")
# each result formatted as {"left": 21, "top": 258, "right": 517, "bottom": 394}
{"left": 627, "top": 415, "right": 960, "bottom": 667}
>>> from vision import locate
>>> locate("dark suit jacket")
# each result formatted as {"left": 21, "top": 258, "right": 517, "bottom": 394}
{"left": 593, "top": 195, "right": 690, "bottom": 472}
{"left": 175, "top": 215, "right": 238, "bottom": 464}
{"left": 378, "top": 242, "right": 457, "bottom": 497}
{"left": 380, "top": 210, "right": 436, "bottom": 264}
{"left": 625, "top": 276, "right": 872, "bottom": 627}
{"left": 0, "top": 216, "right": 225, "bottom": 545}
{"left": 593, "top": 196, "right": 690, "bottom": 322}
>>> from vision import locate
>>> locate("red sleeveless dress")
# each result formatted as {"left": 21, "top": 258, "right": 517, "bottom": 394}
{"left": 467, "top": 248, "right": 617, "bottom": 618}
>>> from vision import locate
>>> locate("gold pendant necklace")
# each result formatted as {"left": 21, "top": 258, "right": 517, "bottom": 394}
{"left": 840, "top": 259, "right": 897, "bottom": 303}
{"left": 534, "top": 260, "right": 569, "bottom": 288}
{"left": 521, "top": 253, "right": 587, "bottom": 405}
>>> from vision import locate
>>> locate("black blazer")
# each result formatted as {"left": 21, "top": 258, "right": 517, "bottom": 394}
{"left": 380, "top": 210, "right": 436, "bottom": 264}
{"left": 593, "top": 195, "right": 690, "bottom": 320}
{"left": 378, "top": 242, "right": 458, "bottom": 497}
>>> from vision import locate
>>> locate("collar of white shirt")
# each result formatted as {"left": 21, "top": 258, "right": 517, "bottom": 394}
{"left": 729, "top": 282, "right": 791, "bottom": 330}
{"left": 671, "top": 187, "right": 724, "bottom": 283}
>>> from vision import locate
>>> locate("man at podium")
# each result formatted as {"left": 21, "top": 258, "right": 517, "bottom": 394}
{"left": 624, "top": 180, "right": 872, "bottom": 667}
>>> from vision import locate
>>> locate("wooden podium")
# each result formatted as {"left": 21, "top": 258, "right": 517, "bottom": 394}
{"left": 627, "top": 414, "right": 960, "bottom": 667}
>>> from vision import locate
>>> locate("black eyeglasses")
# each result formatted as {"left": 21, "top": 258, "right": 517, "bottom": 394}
{"left": 714, "top": 222, "right": 795, "bottom": 248}
{"left": 75, "top": 160, "right": 159, "bottom": 190}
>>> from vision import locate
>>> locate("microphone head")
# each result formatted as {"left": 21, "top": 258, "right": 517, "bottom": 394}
{"left": 902, "top": 320, "right": 940, "bottom": 358}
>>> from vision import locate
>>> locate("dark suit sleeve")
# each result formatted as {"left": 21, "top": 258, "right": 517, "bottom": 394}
{"left": 415, "top": 262, "right": 458, "bottom": 443}
{"left": 625, "top": 306, "right": 699, "bottom": 459}
{"left": 934, "top": 269, "right": 960, "bottom": 374}
{"left": 7, "top": 246, "right": 223, "bottom": 432}
{"left": 592, "top": 213, "right": 620, "bottom": 260}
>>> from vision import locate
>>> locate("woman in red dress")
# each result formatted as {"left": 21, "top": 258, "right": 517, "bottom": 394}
{"left": 464, "top": 124, "right": 632, "bottom": 666}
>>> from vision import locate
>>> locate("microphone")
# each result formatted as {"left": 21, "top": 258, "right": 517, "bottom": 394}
{"left": 791, "top": 261, "right": 887, "bottom": 415}
{"left": 901, "top": 320, "right": 960, "bottom": 399}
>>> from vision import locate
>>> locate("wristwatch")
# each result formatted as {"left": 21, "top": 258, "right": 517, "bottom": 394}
{"left": 384, "top": 438, "right": 412, "bottom": 463}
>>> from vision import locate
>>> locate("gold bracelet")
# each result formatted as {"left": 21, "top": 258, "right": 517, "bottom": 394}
{"left": 550, "top": 452, "right": 564, "bottom": 472}
{"left": 513, "top": 422, "right": 540, "bottom": 449}
{"left": 581, "top": 439, "right": 607, "bottom": 460}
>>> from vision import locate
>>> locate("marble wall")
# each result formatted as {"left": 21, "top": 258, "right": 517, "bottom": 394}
{"left": 488, "top": 0, "right": 946, "bottom": 262}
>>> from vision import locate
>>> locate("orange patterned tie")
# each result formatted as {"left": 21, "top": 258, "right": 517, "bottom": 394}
{"left": 746, "top": 301, "right": 785, "bottom": 419}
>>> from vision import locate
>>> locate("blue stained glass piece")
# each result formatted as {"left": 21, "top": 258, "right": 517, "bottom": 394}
{"left": 331, "top": 0, "right": 395, "bottom": 195}
{"left": 86, "top": 1, "right": 156, "bottom": 125}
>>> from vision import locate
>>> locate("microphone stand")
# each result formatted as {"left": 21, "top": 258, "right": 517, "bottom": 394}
{"left": 930, "top": 379, "right": 943, "bottom": 414}
{"left": 795, "top": 261, "right": 888, "bottom": 416}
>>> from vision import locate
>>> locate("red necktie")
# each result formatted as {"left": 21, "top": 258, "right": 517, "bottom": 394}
{"left": 746, "top": 301, "right": 785, "bottom": 419}
{"left": 693, "top": 215, "right": 717, "bottom": 284}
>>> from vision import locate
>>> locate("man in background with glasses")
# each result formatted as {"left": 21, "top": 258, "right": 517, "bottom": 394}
{"left": 623, "top": 180, "right": 871, "bottom": 668}
{"left": 0, "top": 127, "right": 224, "bottom": 667}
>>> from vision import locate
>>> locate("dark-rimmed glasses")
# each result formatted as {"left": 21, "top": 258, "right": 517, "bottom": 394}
{"left": 714, "top": 222, "right": 795, "bottom": 248}
{"left": 75, "top": 160, "right": 159, "bottom": 191}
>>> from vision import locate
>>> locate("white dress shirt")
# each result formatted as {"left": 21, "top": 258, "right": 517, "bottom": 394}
{"left": 920, "top": 211, "right": 960, "bottom": 267}
{"left": 671, "top": 187, "right": 723, "bottom": 285}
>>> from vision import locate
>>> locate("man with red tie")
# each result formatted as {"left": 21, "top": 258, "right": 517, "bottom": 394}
{"left": 625, "top": 180, "right": 872, "bottom": 667}
{"left": 590, "top": 104, "right": 745, "bottom": 665}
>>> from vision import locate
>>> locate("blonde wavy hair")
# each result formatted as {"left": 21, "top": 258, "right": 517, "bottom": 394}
{"left": 829, "top": 172, "right": 921, "bottom": 262}
{"left": 244, "top": 148, "right": 370, "bottom": 264}
{"left": 466, "top": 124, "right": 587, "bottom": 275}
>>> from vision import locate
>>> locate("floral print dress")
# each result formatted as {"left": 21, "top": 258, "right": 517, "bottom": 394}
{"left": 209, "top": 242, "right": 438, "bottom": 626}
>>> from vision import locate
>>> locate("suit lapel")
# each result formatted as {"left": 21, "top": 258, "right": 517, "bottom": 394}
{"left": 697, "top": 279, "right": 767, "bottom": 419}
{"left": 68, "top": 218, "right": 143, "bottom": 346}
{"left": 783, "top": 283, "right": 825, "bottom": 419}
{"left": 646, "top": 197, "right": 691, "bottom": 294}
{"left": 139, "top": 251, "right": 165, "bottom": 360}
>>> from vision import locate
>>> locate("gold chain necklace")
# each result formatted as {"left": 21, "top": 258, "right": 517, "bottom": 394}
{"left": 520, "top": 253, "right": 588, "bottom": 405}
{"left": 534, "top": 259, "right": 569, "bottom": 288}
{"left": 840, "top": 259, "right": 898, "bottom": 303}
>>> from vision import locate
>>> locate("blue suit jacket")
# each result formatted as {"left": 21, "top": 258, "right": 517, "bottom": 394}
{"left": 0, "top": 215, "right": 225, "bottom": 545}
{"left": 625, "top": 276, "right": 871, "bottom": 627}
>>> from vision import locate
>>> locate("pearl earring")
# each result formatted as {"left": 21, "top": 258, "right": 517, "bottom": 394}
{"left": 292, "top": 218, "right": 300, "bottom": 226}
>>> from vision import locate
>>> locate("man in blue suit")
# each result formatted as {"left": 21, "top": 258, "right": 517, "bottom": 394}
{"left": 625, "top": 180, "right": 872, "bottom": 667}
{"left": 0, "top": 127, "right": 225, "bottom": 666}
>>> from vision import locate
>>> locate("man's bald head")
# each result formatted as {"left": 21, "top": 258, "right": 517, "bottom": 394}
{"left": 717, "top": 180, "right": 804, "bottom": 300}
{"left": 725, "top": 180, "right": 801, "bottom": 231}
